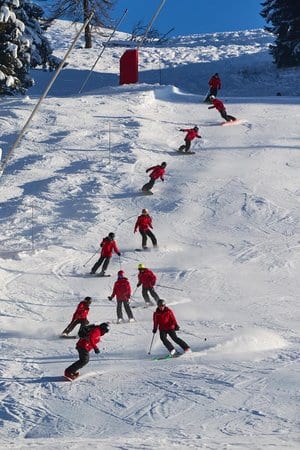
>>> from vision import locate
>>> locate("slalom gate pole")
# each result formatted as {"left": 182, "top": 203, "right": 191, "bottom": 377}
{"left": 83, "top": 249, "right": 99, "bottom": 267}
{"left": 78, "top": 8, "right": 128, "bottom": 94}
{"left": 0, "top": 13, "right": 94, "bottom": 177}
{"left": 156, "top": 284, "right": 184, "bottom": 292}
{"left": 148, "top": 333, "right": 156, "bottom": 355}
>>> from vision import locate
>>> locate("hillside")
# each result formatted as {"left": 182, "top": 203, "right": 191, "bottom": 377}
{"left": 0, "top": 20, "right": 300, "bottom": 450}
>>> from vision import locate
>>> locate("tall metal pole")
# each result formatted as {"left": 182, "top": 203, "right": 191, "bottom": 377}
{"left": 138, "top": 0, "right": 167, "bottom": 49}
{"left": 78, "top": 8, "right": 128, "bottom": 94}
{"left": 0, "top": 13, "right": 94, "bottom": 177}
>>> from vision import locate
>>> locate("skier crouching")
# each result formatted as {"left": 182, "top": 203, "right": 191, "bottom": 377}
{"left": 208, "top": 95, "right": 236, "bottom": 122}
{"left": 90, "top": 232, "right": 120, "bottom": 276}
{"left": 142, "top": 162, "right": 167, "bottom": 193}
{"left": 61, "top": 296, "right": 92, "bottom": 336}
{"left": 152, "top": 299, "right": 191, "bottom": 356}
{"left": 178, "top": 126, "right": 201, "bottom": 152}
{"left": 64, "top": 322, "right": 110, "bottom": 380}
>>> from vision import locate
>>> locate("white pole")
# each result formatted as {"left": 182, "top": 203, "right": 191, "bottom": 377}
{"left": 78, "top": 9, "right": 128, "bottom": 94}
{"left": 0, "top": 13, "right": 94, "bottom": 177}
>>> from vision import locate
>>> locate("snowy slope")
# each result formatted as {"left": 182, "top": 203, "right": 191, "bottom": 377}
{"left": 0, "top": 20, "right": 300, "bottom": 449}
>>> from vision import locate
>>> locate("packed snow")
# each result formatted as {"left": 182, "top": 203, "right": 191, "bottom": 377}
{"left": 0, "top": 18, "right": 299, "bottom": 450}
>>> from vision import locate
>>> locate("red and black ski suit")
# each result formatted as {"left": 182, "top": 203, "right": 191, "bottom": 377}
{"left": 179, "top": 128, "right": 201, "bottom": 152}
{"left": 65, "top": 327, "right": 104, "bottom": 375}
{"left": 91, "top": 237, "right": 120, "bottom": 275}
{"left": 134, "top": 214, "right": 157, "bottom": 248}
{"left": 153, "top": 306, "right": 189, "bottom": 353}
{"left": 142, "top": 165, "right": 166, "bottom": 192}
{"left": 62, "top": 300, "right": 90, "bottom": 335}
{"left": 208, "top": 98, "right": 236, "bottom": 122}
{"left": 137, "top": 268, "right": 160, "bottom": 305}
{"left": 209, "top": 74, "right": 221, "bottom": 94}
{"left": 109, "top": 277, "right": 134, "bottom": 321}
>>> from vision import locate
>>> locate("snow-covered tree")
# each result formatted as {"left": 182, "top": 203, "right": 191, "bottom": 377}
{"left": 261, "top": 0, "right": 300, "bottom": 67}
{"left": 51, "top": 0, "right": 115, "bottom": 48}
{"left": 0, "top": 0, "right": 60, "bottom": 95}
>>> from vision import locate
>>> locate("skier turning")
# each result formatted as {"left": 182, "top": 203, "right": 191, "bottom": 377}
{"left": 134, "top": 208, "right": 157, "bottom": 250}
{"left": 204, "top": 73, "right": 221, "bottom": 102}
{"left": 64, "top": 322, "right": 110, "bottom": 380}
{"left": 61, "top": 296, "right": 92, "bottom": 337}
{"left": 108, "top": 270, "right": 135, "bottom": 323}
{"left": 178, "top": 126, "right": 201, "bottom": 152}
{"left": 208, "top": 95, "right": 236, "bottom": 122}
{"left": 152, "top": 299, "right": 191, "bottom": 356}
{"left": 137, "top": 263, "right": 160, "bottom": 306}
{"left": 90, "top": 232, "right": 120, "bottom": 276}
{"left": 142, "top": 162, "right": 167, "bottom": 193}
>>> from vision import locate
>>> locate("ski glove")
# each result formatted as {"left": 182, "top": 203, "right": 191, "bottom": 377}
{"left": 108, "top": 296, "right": 113, "bottom": 301}
{"left": 175, "top": 325, "right": 180, "bottom": 331}
{"left": 94, "top": 348, "right": 100, "bottom": 354}
{"left": 117, "top": 252, "right": 121, "bottom": 256}
{"left": 152, "top": 328, "right": 157, "bottom": 334}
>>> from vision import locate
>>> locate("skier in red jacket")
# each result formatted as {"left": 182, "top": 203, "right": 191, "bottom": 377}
{"left": 142, "top": 162, "right": 167, "bottom": 193}
{"left": 61, "top": 296, "right": 92, "bottom": 336}
{"left": 208, "top": 95, "right": 236, "bottom": 122}
{"left": 91, "top": 232, "right": 121, "bottom": 276}
{"left": 152, "top": 299, "right": 190, "bottom": 356}
{"left": 108, "top": 270, "right": 135, "bottom": 323}
{"left": 178, "top": 126, "right": 201, "bottom": 152}
{"left": 134, "top": 208, "right": 157, "bottom": 249}
{"left": 204, "top": 73, "right": 221, "bottom": 102}
{"left": 137, "top": 263, "right": 160, "bottom": 305}
{"left": 64, "top": 322, "right": 110, "bottom": 380}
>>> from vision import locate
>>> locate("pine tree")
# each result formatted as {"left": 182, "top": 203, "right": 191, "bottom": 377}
{"left": 261, "top": 0, "right": 300, "bottom": 68}
{"left": 51, "top": 0, "right": 115, "bottom": 48}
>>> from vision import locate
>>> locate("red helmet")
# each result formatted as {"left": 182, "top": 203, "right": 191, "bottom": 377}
{"left": 118, "top": 270, "right": 124, "bottom": 278}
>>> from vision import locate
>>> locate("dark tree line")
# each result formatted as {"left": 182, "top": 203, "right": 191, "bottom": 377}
{"left": 261, "top": 0, "right": 300, "bottom": 67}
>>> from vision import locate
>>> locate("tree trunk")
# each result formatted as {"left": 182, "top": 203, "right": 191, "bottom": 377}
{"left": 83, "top": 0, "right": 92, "bottom": 48}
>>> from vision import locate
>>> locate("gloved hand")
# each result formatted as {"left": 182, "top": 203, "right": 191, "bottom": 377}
{"left": 175, "top": 325, "right": 180, "bottom": 331}
{"left": 108, "top": 296, "right": 112, "bottom": 301}
{"left": 152, "top": 328, "right": 157, "bottom": 334}
{"left": 137, "top": 283, "right": 141, "bottom": 288}
{"left": 117, "top": 252, "right": 121, "bottom": 256}
{"left": 161, "top": 178, "right": 164, "bottom": 182}
{"left": 94, "top": 348, "right": 100, "bottom": 354}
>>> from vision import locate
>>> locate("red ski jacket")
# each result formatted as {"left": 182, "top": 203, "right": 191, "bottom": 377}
{"left": 100, "top": 237, "right": 120, "bottom": 257}
{"left": 181, "top": 128, "right": 201, "bottom": 142}
{"left": 110, "top": 277, "right": 131, "bottom": 301}
{"left": 209, "top": 75, "right": 221, "bottom": 90}
{"left": 146, "top": 165, "right": 165, "bottom": 181}
{"left": 138, "top": 268, "right": 157, "bottom": 288}
{"left": 211, "top": 98, "right": 225, "bottom": 112}
{"left": 71, "top": 300, "right": 90, "bottom": 321}
{"left": 134, "top": 214, "right": 153, "bottom": 232}
{"left": 76, "top": 326, "right": 104, "bottom": 352}
{"left": 153, "top": 306, "right": 179, "bottom": 332}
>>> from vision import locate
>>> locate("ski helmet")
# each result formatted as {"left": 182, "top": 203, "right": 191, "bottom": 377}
{"left": 99, "top": 322, "right": 110, "bottom": 334}
{"left": 157, "top": 299, "right": 166, "bottom": 307}
{"left": 108, "top": 232, "right": 115, "bottom": 239}
{"left": 161, "top": 162, "right": 167, "bottom": 167}
{"left": 142, "top": 208, "right": 149, "bottom": 214}
{"left": 84, "top": 296, "right": 92, "bottom": 305}
{"left": 210, "top": 95, "right": 215, "bottom": 100}
{"left": 118, "top": 270, "right": 124, "bottom": 278}
{"left": 138, "top": 263, "right": 145, "bottom": 269}
{"left": 194, "top": 126, "right": 199, "bottom": 131}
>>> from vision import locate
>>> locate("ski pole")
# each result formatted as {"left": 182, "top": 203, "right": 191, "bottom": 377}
{"left": 118, "top": 255, "right": 122, "bottom": 269}
{"left": 83, "top": 250, "right": 99, "bottom": 267}
{"left": 148, "top": 333, "right": 156, "bottom": 355}
{"left": 156, "top": 284, "right": 184, "bottom": 292}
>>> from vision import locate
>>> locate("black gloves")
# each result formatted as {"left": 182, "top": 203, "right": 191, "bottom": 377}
{"left": 94, "top": 348, "right": 100, "bottom": 354}
{"left": 175, "top": 325, "right": 180, "bottom": 331}
{"left": 108, "top": 296, "right": 112, "bottom": 301}
{"left": 152, "top": 328, "right": 157, "bottom": 334}
{"left": 117, "top": 252, "right": 121, "bottom": 256}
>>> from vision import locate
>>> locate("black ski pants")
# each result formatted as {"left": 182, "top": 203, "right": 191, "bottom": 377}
{"left": 140, "top": 229, "right": 157, "bottom": 248}
{"left": 65, "top": 347, "right": 90, "bottom": 374}
{"left": 142, "top": 286, "right": 160, "bottom": 305}
{"left": 117, "top": 300, "right": 134, "bottom": 320}
{"left": 91, "top": 256, "right": 110, "bottom": 274}
{"left": 220, "top": 108, "right": 236, "bottom": 122}
{"left": 159, "top": 329, "right": 189, "bottom": 352}
{"left": 62, "top": 318, "right": 89, "bottom": 335}
{"left": 142, "top": 178, "right": 155, "bottom": 192}
{"left": 178, "top": 138, "right": 191, "bottom": 152}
